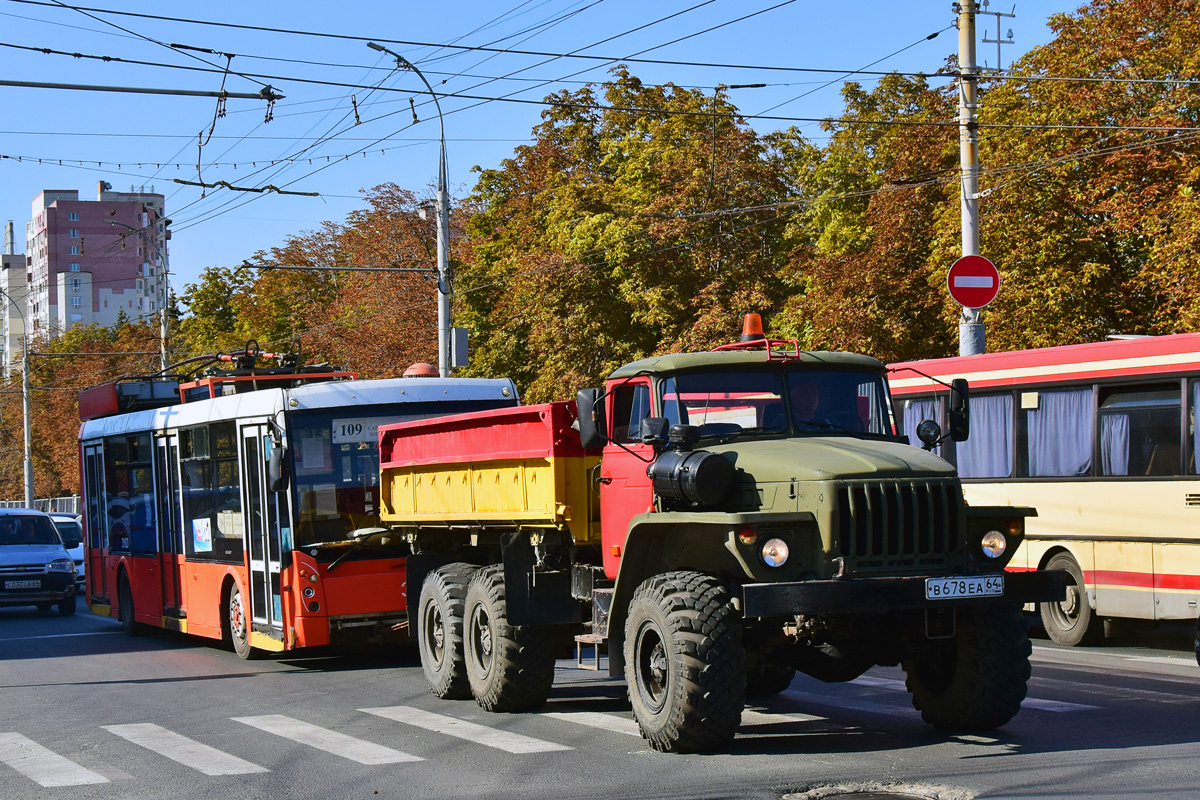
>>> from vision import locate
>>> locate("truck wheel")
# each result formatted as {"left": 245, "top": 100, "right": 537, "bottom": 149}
{"left": 418, "top": 563, "right": 477, "bottom": 700}
{"left": 902, "top": 605, "right": 1031, "bottom": 731}
{"left": 227, "top": 583, "right": 259, "bottom": 660}
{"left": 745, "top": 662, "right": 795, "bottom": 697}
{"left": 624, "top": 571, "right": 744, "bottom": 753}
{"left": 463, "top": 565, "right": 556, "bottom": 712}
{"left": 1040, "top": 552, "right": 1102, "bottom": 646}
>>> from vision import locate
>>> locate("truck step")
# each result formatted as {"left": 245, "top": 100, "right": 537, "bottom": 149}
{"left": 574, "top": 633, "right": 606, "bottom": 671}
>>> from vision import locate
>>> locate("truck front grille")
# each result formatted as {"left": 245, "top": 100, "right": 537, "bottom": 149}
{"left": 836, "top": 479, "right": 963, "bottom": 568}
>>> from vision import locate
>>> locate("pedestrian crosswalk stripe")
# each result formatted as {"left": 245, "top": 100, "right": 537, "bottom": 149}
{"left": 232, "top": 715, "right": 423, "bottom": 764}
{"left": 741, "top": 710, "right": 826, "bottom": 726}
{"left": 361, "top": 706, "right": 572, "bottom": 753}
{"left": 542, "top": 711, "right": 642, "bottom": 737}
{"left": 850, "top": 675, "right": 1100, "bottom": 712}
{"left": 0, "top": 732, "right": 109, "bottom": 787}
{"left": 103, "top": 723, "right": 268, "bottom": 775}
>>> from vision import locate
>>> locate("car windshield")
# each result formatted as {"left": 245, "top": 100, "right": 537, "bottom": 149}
{"left": 0, "top": 515, "right": 61, "bottom": 546}
{"left": 660, "top": 368, "right": 893, "bottom": 438}
{"left": 51, "top": 518, "right": 81, "bottom": 544}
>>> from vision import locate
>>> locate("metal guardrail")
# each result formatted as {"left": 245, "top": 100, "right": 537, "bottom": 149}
{"left": 0, "top": 496, "right": 80, "bottom": 514}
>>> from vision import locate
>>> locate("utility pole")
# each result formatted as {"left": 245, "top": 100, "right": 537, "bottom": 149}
{"left": 956, "top": 0, "right": 985, "bottom": 356}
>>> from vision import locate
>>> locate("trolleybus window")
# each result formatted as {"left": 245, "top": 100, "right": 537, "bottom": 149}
{"left": 180, "top": 421, "right": 244, "bottom": 563}
{"left": 104, "top": 432, "right": 155, "bottom": 554}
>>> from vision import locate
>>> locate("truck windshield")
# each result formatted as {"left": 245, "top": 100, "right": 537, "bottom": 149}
{"left": 287, "top": 400, "right": 513, "bottom": 548}
{"left": 660, "top": 369, "right": 893, "bottom": 438}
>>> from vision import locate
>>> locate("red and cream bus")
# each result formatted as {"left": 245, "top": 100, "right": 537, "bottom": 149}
{"left": 78, "top": 352, "right": 518, "bottom": 658}
{"left": 889, "top": 334, "right": 1200, "bottom": 646}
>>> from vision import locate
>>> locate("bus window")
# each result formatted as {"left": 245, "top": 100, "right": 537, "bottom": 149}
{"left": 1098, "top": 384, "right": 1181, "bottom": 477}
{"left": 1192, "top": 380, "right": 1200, "bottom": 475}
{"left": 180, "top": 422, "right": 244, "bottom": 563}
{"left": 1019, "top": 388, "right": 1093, "bottom": 477}
{"left": 956, "top": 393, "right": 1013, "bottom": 479}
{"left": 901, "top": 397, "right": 944, "bottom": 455}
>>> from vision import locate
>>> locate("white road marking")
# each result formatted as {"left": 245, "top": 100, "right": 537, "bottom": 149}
{"left": 0, "top": 631, "right": 124, "bottom": 642}
{"left": 542, "top": 711, "right": 642, "bottom": 737}
{"left": 103, "top": 723, "right": 268, "bottom": 775}
{"left": 783, "top": 688, "right": 917, "bottom": 718}
{"left": 0, "top": 732, "right": 109, "bottom": 787}
{"left": 232, "top": 715, "right": 422, "bottom": 764}
{"left": 741, "top": 710, "right": 826, "bottom": 726}
{"left": 361, "top": 706, "right": 572, "bottom": 753}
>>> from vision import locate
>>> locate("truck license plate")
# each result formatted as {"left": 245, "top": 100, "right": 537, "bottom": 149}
{"left": 5, "top": 579, "right": 40, "bottom": 589}
{"left": 926, "top": 574, "right": 1003, "bottom": 600}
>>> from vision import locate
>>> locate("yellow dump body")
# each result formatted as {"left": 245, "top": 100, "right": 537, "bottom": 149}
{"left": 378, "top": 402, "right": 601, "bottom": 545}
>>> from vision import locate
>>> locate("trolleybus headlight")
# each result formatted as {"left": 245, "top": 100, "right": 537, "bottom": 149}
{"left": 302, "top": 586, "right": 315, "bottom": 598}
{"left": 980, "top": 530, "right": 1007, "bottom": 559}
{"left": 761, "top": 538, "right": 789, "bottom": 568}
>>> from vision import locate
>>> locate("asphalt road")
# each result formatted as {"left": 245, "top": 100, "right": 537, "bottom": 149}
{"left": 2, "top": 598, "right": 1198, "bottom": 800}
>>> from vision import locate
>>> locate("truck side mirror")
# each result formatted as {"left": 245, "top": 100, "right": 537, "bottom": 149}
{"left": 576, "top": 388, "right": 607, "bottom": 449}
{"left": 948, "top": 378, "right": 970, "bottom": 442}
{"left": 268, "top": 445, "right": 290, "bottom": 492}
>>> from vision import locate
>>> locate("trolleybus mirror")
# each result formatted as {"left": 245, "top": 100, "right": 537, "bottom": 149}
{"left": 268, "top": 445, "right": 290, "bottom": 492}
{"left": 576, "top": 388, "right": 607, "bottom": 449}
{"left": 948, "top": 378, "right": 970, "bottom": 442}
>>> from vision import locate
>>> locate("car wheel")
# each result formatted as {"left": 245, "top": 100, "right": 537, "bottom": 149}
{"left": 58, "top": 596, "right": 76, "bottom": 616}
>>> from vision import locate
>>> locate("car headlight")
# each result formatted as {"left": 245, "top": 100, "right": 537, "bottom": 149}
{"left": 49, "top": 558, "right": 75, "bottom": 573}
{"left": 761, "top": 538, "right": 789, "bottom": 568}
{"left": 980, "top": 530, "right": 1007, "bottom": 559}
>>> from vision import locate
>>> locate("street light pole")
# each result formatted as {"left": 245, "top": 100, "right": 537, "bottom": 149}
{"left": 368, "top": 41, "right": 452, "bottom": 377}
{"left": 0, "top": 288, "right": 33, "bottom": 507}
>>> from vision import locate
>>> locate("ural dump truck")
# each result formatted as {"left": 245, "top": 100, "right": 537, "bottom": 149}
{"left": 378, "top": 319, "right": 1065, "bottom": 753}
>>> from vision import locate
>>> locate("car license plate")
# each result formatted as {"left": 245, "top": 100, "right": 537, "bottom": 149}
{"left": 5, "top": 579, "right": 40, "bottom": 590}
{"left": 925, "top": 574, "right": 1003, "bottom": 600}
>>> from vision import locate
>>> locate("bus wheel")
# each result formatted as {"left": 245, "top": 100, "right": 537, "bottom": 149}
{"left": 624, "top": 571, "right": 744, "bottom": 753}
{"left": 1041, "top": 552, "right": 1102, "bottom": 647}
{"left": 463, "top": 565, "right": 555, "bottom": 712}
{"left": 227, "top": 583, "right": 258, "bottom": 660}
{"left": 418, "top": 563, "right": 477, "bottom": 700}
{"left": 117, "top": 573, "right": 144, "bottom": 636}
{"left": 903, "top": 605, "right": 1031, "bottom": 731}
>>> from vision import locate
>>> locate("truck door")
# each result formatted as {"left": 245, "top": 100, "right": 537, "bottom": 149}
{"left": 599, "top": 379, "right": 654, "bottom": 579}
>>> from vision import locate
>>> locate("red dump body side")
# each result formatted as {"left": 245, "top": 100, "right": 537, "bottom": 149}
{"left": 379, "top": 401, "right": 593, "bottom": 468}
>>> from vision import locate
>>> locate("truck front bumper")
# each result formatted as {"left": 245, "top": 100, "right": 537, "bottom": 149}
{"left": 741, "top": 569, "right": 1067, "bottom": 618}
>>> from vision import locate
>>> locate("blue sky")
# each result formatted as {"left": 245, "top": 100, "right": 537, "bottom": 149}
{"left": 0, "top": 0, "right": 1084, "bottom": 299}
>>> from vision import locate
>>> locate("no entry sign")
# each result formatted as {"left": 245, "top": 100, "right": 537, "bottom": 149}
{"left": 947, "top": 255, "right": 1000, "bottom": 308}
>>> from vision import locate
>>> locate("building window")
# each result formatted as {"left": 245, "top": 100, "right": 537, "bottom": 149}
{"left": 69, "top": 246, "right": 80, "bottom": 255}
{"left": 69, "top": 263, "right": 81, "bottom": 272}
{"left": 72, "top": 278, "right": 81, "bottom": 290}
{"left": 68, "top": 229, "right": 79, "bottom": 238}
{"left": 71, "top": 297, "right": 82, "bottom": 308}
{"left": 150, "top": 301, "right": 156, "bottom": 311}
{"left": 68, "top": 212, "right": 79, "bottom": 221}
{"left": 70, "top": 313, "right": 83, "bottom": 322}
{"left": 137, "top": 280, "right": 143, "bottom": 291}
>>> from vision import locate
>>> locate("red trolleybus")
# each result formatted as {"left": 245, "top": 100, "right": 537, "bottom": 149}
{"left": 889, "top": 334, "right": 1200, "bottom": 647}
{"left": 78, "top": 349, "right": 518, "bottom": 658}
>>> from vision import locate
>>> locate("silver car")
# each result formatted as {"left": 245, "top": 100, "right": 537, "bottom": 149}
{"left": 0, "top": 508, "right": 79, "bottom": 615}
{"left": 49, "top": 513, "right": 85, "bottom": 590}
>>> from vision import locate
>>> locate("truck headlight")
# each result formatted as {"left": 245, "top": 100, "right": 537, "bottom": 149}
{"left": 761, "top": 538, "right": 789, "bottom": 568}
{"left": 980, "top": 530, "right": 1007, "bottom": 559}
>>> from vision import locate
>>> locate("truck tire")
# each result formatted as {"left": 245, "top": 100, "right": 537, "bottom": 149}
{"left": 624, "top": 571, "right": 745, "bottom": 753}
{"left": 417, "top": 563, "right": 477, "bottom": 700}
{"left": 463, "top": 565, "right": 556, "bottom": 712}
{"left": 745, "top": 662, "right": 795, "bottom": 697}
{"left": 1040, "top": 552, "right": 1102, "bottom": 646}
{"left": 902, "top": 605, "right": 1031, "bottom": 731}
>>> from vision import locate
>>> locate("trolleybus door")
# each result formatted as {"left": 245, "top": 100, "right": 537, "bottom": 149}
{"left": 155, "top": 434, "right": 184, "bottom": 619}
{"left": 82, "top": 443, "right": 108, "bottom": 601}
{"left": 241, "top": 423, "right": 284, "bottom": 643}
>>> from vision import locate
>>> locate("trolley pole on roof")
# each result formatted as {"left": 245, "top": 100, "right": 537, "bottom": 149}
{"left": 369, "top": 42, "right": 452, "bottom": 377}
{"left": 956, "top": 0, "right": 985, "bottom": 356}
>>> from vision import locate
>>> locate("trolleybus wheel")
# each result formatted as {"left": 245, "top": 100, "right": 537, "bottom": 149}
{"left": 417, "top": 563, "right": 477, "bottom": 700}
{"left": 1040, "top": 552, "right": 1102, "bottom": 647}
{"left": 624, "top": 571, "right": 744, "bottom": 753}
{"left": 227, "top": 583, "right": 259, "bottom": 660}
{"left": 117, "top": 573, "right": 144, "bottom": 636}
{"left": 902, "top": 604, "right": 1031, "bottom": 731}
{"left": 463, "top": 564, "right": 555, "bottom": 712}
